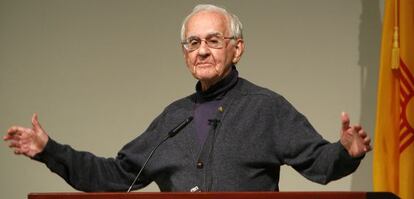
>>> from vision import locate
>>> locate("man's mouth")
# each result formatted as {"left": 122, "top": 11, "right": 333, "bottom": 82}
{"left": 196, "top": 63, "right": 214, "bottom": 68}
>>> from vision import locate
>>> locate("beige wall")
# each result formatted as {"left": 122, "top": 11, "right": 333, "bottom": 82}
{"left": 0, "top": 0, "right": 383, "bottom": 198}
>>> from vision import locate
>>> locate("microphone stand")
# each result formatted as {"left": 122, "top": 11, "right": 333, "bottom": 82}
{"left": 126, "top": 116, "right": 193, "bottom": 192}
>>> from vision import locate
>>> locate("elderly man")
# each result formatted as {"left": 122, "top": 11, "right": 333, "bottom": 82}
{"left": 4, "top": 4, "right": 370, "bottom": 192}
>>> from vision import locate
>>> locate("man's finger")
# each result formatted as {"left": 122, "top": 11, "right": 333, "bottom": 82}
{"left": 341, "top": 112, "right": 350, "bottom": 131}
{"left": 7, "top": 126, "right": 22, "bottom": 134}
{"left": 32, "top": 113, "right": 42, "bottom": 131}
{"left": 3, "top": 134, "right": 12, "bottom": 141}
{"left": 3, "top": 134, "right": 19, "bottom": 141}
{"left": 366, "top": 145, "right": 372, "bottom": 152}
{"left": 7, "top": 126, "right": 16, "bottom": 134}
{"left": 358, "top": 129, "right": 367, "bottom": 138}
{"left": 364, "top": 136, "right": 371, "bottom": 145}
{"left": 14, "top": 149, "right": 22, "bottom": 155}
{"left": 8, "top": 140, "right": 21, "bottom": 148}
{"left": 5, "top": 126, "right": 32, "bottom": 140}
{"left": 354, "top": 125, "right": 362, "bottom": 132}
{"left": 363, "top": 145, "right": 372, "bottom": 152}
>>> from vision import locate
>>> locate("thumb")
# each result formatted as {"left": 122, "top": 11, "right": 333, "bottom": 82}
{"left": 32, "top": 113, "right": 43, "bottom": 131}
{"left": 341, "top": 112, "right": 350, "bottom": 132}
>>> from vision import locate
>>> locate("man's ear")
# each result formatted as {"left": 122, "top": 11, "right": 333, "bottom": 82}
{"left": 232, "top": 39, "right": 245, "bottom": 64}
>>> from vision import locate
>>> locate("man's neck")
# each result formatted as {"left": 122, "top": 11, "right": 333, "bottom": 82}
{"left": 199, "top": 69, "right": 232, "bottom": 91}
{"left": 200, "top": 81, "right": 216, "bottom": 91}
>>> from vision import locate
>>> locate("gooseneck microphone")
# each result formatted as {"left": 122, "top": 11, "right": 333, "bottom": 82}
{"left": 126, "top": 116, "right": 193, "bottom": 192}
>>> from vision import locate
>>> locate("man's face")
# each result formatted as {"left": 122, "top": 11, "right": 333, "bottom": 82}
{"left": 183, "top": 11, "right": 242, "bottom": 87}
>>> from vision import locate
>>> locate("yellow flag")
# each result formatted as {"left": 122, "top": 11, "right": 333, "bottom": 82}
{"left": 373, "top": 0, "right": 414, "bottom": 198}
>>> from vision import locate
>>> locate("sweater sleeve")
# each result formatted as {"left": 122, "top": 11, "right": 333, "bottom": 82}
{"left": 32, "top": 138, "right": 141, "bottom": 192}
{"left": 275, "top": 96, "right": 362, "bottom": 184}
{"left": 32, "top": 112, "right": 166, "bottom": 192}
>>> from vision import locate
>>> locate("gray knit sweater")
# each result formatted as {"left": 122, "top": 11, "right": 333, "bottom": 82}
{"left": 34, "top": 77, "right": 362, "bottom": 192}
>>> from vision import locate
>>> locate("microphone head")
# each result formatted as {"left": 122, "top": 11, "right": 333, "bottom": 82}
{"left": 187, "top": 116, "right": 194, "bottom": 122}
{"left": 168, "top": 116, "right": 194, "bottom": 138}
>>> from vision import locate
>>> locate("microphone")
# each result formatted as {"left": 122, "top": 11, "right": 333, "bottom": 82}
{"left": 126, "top": 116, "right": 193, "bottom": 192}
{"left": 168, "top": 116, "right": 194, "bottom": 137}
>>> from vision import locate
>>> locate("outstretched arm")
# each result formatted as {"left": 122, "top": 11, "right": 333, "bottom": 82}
{"left": 339, "top": 112, "right": 372, "bottom": 158}
{"left": 3, "top": 112, "right": 160, "bottom": 191}
{"left": 3, "top": 113, "right": 49, "bottom": 157}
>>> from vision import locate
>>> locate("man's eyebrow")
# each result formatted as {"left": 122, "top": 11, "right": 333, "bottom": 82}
{"left": 186, "top": 35, "right": 199, "bottom": 40}
{"left": 186, "top": 32, "right": 223, "bottom": 39}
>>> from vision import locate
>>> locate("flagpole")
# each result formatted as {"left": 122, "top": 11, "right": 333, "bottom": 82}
{"left": 391, "top": 0, "right": 399, "bottom": 70}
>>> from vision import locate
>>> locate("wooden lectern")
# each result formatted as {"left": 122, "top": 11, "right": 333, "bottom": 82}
{"left": 28, "top": 192, "right": 399, "bottom": 199}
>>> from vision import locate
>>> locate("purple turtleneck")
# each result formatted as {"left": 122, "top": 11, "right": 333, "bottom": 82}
{"left": 193, "top": 66, "right": 239, "bottom": 146}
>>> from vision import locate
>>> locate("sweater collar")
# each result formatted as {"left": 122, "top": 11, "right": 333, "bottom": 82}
{"left": 195, "top": 65, "right": 239, "bottom": 103}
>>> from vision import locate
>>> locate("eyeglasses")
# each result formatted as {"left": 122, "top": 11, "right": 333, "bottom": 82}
{"left": 182, "top": 34, "right": 236, "bottom": 51}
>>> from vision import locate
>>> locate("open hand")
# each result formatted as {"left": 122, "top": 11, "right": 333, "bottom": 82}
{"left": 3, "top": 113, "right": 49, "bottom": 158}
{"left": 339, "top": 112, "right": 371, "bottom": 158}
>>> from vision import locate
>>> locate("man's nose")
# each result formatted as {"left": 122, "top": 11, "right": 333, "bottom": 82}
{"left": 197, "top": 41, "right": 211, "bottom": 57}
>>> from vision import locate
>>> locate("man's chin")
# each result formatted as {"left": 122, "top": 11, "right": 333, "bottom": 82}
{"left": 193, "top": 69, "right": 219, "bottom": 79}
{"left": 194, "top": 75, "right": 218, "bottom": 82}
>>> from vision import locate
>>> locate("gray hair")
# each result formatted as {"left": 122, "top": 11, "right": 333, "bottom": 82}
{"left": 180, "top": 4, "right": 243, "bottom": 42}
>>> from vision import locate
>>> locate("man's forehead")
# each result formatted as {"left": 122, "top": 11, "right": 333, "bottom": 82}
{"left": 185, "top": 11, "right": 229, "bottom": 38}
{"left": 186, "top": 32, "right": 223, "bottom": 39}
